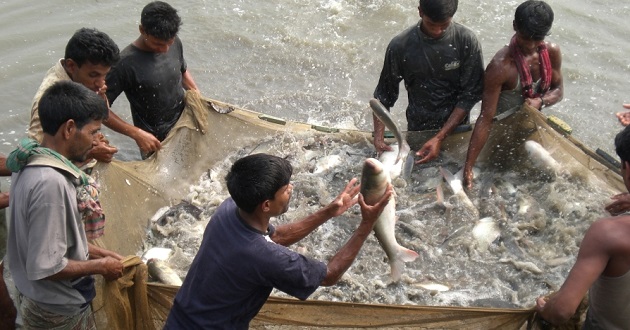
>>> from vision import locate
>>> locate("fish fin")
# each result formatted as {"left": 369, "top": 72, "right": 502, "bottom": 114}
{"left": 390, "top": 260, "right": 403, "bottom": 282}
{"left": 400, "top": 247, "right": 419, "bottom": 263}
{"left": 389, "top": 248, "right": 419, "bottom": 282}
{"left": 439, "top": 166, "right": 463, "bottom": 194}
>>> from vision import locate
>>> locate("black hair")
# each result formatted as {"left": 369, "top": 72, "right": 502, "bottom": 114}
{"left": 615, "top": 126, "right": 630, "bottom": 163}
{"left": 419, "top": 0, "right": 458, "bottom": 22}
{"left": 65, "top": 28, "right": 120, "bottom": 67}
{"left": 141, "top": 1, "right": 182, "bottom": 40}
{"left": 514, "top": 0, "right": 554, "bottom": 40}
{"left": 38, "top": 81, "right": 109, "bottom": 135}
{"left": 226, "top": 153, "right": 293, "bottom": 213}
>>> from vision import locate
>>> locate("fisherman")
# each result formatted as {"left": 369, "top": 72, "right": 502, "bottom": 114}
{"left": 6, "top": 81, "right": 124, "bottom": 329}
{"left": 164, "top": 153, "right": 393, "bottom": 329}
{"left": 106, "top": 1, "right": 199, "bottom": 159}
{"left": 372, "top": 0, "right": 483, "bottom": 164}
{"left": 463, "top": 0, "right": 563, "bottom": 188}
{"left": 534, "top": 125, "right": 630, "bottom": 327}
{"left": 29, "top": 27, "right": 160, "bottom": 164}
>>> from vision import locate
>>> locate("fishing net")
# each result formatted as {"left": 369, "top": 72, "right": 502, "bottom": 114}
{"left": 91, "top": 91, "right": 621, "bottom": 329}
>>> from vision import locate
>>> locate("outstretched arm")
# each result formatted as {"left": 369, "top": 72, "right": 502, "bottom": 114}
{"left": 535, "top": 218, "right": 613, "bottom": 324}
{"left": 272, "top": 178, "right": 361, "bottom": 246}
{"left": 463, "top": 53, "right": 509, "bottom": 188}
{"left": 321, "top": 185, "right": 393, "bottom": 286}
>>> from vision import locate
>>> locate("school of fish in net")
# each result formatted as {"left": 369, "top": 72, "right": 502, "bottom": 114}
{"left": 141, "top": 131, "right": 616, "bottom": 308}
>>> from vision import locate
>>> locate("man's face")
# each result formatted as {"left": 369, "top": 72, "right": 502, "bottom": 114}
{"left": 143, "top": 34, "right": 175, "bottom": 54}
{"left": 514, "top": 31, "right": 544, "bottom": 52}
{"left": 419, "top": 9, "right": 452, "bottom": 39}
{"left": 268, "top": 183, "right": 294, "bottom": 216}
{"left": 65, "top": 59, "right": 110, "bottom": 94}
{"left": 68, "top": 120, "right": 102, "bottom": 163}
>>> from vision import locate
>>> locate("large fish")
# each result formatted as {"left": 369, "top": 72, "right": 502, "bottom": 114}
{"left": 524, "top": 140, "right": 562, "bottom": 179}
{"left": 147, "top": 258, "right": 183, "bottom": 286}
{"left": 438, "top": 167, "right": 480, "bottom": 222}
{"left": 369, "top": 98, "right": 410, "bottom": 164}
{"left": 360, "top": 158, "right": 419, "bottom": 281}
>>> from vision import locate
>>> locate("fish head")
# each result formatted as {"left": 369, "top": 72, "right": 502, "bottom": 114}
{"left": 360, "top": 158, "right": 390, "bottom": 197}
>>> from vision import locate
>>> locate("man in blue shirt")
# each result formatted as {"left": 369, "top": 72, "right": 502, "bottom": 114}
{"left": 165, "top": 154, "right": 392, "bottom": 329}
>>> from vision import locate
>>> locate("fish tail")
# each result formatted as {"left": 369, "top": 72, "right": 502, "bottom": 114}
{"left": 439, "top": 166, "right": 463, "bottom": 194}
{"left": 390, "top": 259, "right": 403, "bottom": 282}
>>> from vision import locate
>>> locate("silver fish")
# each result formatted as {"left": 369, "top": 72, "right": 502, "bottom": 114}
{"left": 360, "top": 158, "right": 419, "bottom": 281}
{"left": 439, "top": 167, "right": 480, "bottom": 223}
{"left": 147, "top": 258, "right": 183, "bottom": 286}
{"left": 369, "top": 98, "right": 410, "bottom": 166}
{"left": 524, "top": 140, "right": 562, "bottom": 179}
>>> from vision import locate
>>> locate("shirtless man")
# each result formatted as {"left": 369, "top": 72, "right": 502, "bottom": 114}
{"left": 535, "top": 125, "right": 630, "bottom": 327}
{"left": 463, "top": 0, "right": 563, "bottom": 188}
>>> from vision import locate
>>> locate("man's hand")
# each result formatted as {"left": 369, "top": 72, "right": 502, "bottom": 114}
{"left": 525, "top": 97, "right": 544, "bottom": 110}
{"left": 415, "top": 137, "right": 441, "bottom": 164}
{"left": 97, "top": 84, "right": 109, "bottom": 104}
{"left": 133, "top": 129, "right": 162, "bottom": 155}
{"left": 90, "top": 246, "right": 124, "bottom": 261}
{"left": 373, "top": 135, "right": 393, "bottom": 154}
{"left": 358, "top": 183, "right": 393, "bottom": 225}
{"left": 100, "top": 257, "right": 124, "bottom": 281}
{"left": 605, "top": 192, "right": 630, "bottom": 216}
{"left": 462, "top": 167, "right": 474, "bottom": 190}
{"left": 327, "top": 178, "right": 361, "bottom": 217}
{"left": 87, "top": 137, "right": 118, "bottom": 163}
{"left": 615, "top": 104, "right": 630, "bottom": 126}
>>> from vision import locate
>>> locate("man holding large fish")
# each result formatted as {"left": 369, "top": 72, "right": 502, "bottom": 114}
{"left": 372, "top": 0, "right": 483, "bottom": 164}
{"left": 164, "top": 154, "right": 392, "bottom": 329}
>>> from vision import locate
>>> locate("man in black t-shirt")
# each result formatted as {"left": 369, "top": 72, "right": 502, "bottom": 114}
{"left": 106, "top": 1, "right": 199, "bottom": 158}
{"left": 373, "top": 0, "right": 483, "bottom": 164}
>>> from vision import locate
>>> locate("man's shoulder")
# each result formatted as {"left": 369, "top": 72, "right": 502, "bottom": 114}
{"left": 390, "top": 23, "right": 418, "bottom": 44}
{"left": 589, "top": 216, "right": 630, "bottom": 241}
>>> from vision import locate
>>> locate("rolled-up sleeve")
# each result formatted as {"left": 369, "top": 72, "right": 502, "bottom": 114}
{"left": 373, "top": 42, "right": 403, "bottom": 110}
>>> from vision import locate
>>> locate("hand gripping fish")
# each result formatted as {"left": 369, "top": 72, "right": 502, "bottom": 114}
{"left": 369, "top": 98, "right": 413, "bottom": 180}
{"left": 361, "top": 157, "right": 419, "bottom": 281}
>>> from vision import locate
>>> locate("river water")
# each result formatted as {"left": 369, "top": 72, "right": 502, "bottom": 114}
{"left": 1, "top": 0, "right": 629, "bottom": 160}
